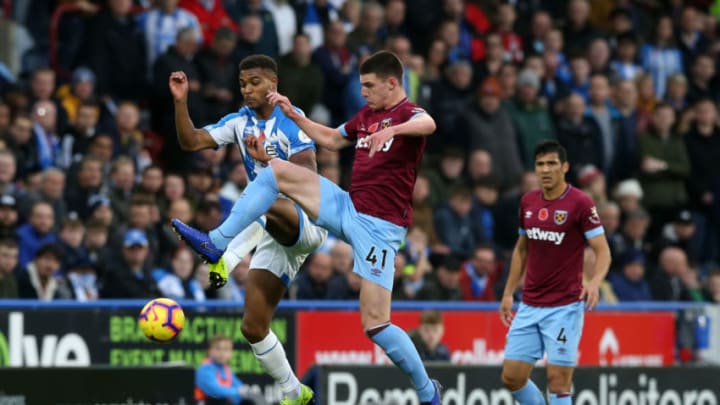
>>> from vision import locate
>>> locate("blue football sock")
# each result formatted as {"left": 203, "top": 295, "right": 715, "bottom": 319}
{"left": 209, "top": 167, "right": 279, "bottom": 250}
{"left": 512, "top": 380, "right": 546, "bottom": 405}
{"left": 369, "top": 324, "right": 435, "bottom": 402}
{"left": 549, "top": 392, "right": 572, "bottom": 405}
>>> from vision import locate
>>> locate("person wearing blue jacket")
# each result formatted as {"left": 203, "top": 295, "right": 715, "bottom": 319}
{"left": 195, "top": 334, "right": 246, "bottom": 405}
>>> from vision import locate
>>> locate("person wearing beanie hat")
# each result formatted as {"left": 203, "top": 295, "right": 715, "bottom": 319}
{"left": 609, "top": 248, "right": 652, "bottom": 301}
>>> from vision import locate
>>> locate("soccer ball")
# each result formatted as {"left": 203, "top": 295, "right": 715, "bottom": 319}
{"left": 138, "top": 298, "right": 185, "bottom": 342}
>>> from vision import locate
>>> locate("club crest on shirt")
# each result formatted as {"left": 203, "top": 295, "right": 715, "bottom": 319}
{"left": 554, "top": 210, "right": 568, "bottom": 225}
{"left": 381, "top": 118, "right": 392, "bottom": 129}
{"left": 538, "top": 208, "right": 549, "bottom": 221}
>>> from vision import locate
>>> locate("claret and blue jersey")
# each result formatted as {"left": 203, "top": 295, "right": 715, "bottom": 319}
{"left": 204, "top": 105, "right": 315, "bottom": 181}
{"left": 519, "top": 185, "right": 605, "bottom": 307}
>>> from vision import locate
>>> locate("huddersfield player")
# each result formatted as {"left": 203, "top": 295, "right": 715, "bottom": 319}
{"left": 169, "top": 55, "right": 326, "bottom": 405}
{"left": 172, "top": 51, "right": 442, "bottom": 404}
{"left": 499, "top": 140, "right": 611, "bottom": 404}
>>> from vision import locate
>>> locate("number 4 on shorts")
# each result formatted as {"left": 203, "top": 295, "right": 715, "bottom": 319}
{"left": 556, "top": 328, "right": 567, "bottom": 344}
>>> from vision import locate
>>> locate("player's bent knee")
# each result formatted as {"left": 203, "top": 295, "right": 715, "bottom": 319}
{"left": 240, "top": 318, "right": 270, "bottom": 344}
{"left": 501, "top": 369, "right": 527, "bottom": 391}
{"left": 546, "top": 370, "right": 572, "bottom": 393}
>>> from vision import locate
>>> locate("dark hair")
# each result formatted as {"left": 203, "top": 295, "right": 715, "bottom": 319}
{"left": 534, "top": 140, "right": 568, "bottom": 163}
{"left": 420, "top": 310, "right": 443, "bottom": 325}
{"left": 239, "top": 54, "right": 278, "bottom": 76}
{"left": 0, "top": 238, "right": 18, "bottom": 249}
{"left": 359, "top": 51, "right": 404, "bottom": 83}
{"left": 35, "top": 243, "right": 63, "bottom": 261}
{"left": 142, "top": 164, "right": 163, "bottom": 176}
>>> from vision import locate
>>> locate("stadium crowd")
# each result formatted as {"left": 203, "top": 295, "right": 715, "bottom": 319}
{"left": 0, "top": 0, "right": 718, "bottom": 303}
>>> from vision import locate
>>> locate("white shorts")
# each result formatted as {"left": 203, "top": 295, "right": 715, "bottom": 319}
{"left": 250, "top": 208, "right": 327, "bottom": 286}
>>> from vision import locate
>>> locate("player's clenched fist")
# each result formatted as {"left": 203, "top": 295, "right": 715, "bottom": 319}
{"left": 169, "top": 71, "right": 189, "bottom": 103}
{"left": 267, "top": 91, "right": 299, "bottom": 119}
{"left": 499, "top": 295, "right": 515, "bottom": 327}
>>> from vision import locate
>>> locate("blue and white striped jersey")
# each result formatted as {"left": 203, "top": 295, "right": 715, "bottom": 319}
{"left": 204, "top": 105, "right": 315, "bottom": 181}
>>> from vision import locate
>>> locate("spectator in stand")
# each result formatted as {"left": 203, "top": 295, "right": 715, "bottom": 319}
{"left": 465, "top": 149, "right": 492, "bottom": 184}
{"left": 57, "top": 216, "right": 89, "bottom": 273}
{"left": 474, "top": 32, "right": 504, "bottom": 85}
{"left": 497, "top": 62, "right": 518, "bottom": 101}
{"left": 424, "top": 146, "right": 466, "bottom": 208}
{"left": 108, "top": 157, "right": 136, "bottom": 226}
{"left": 523, "top": 10, "right": 553, "bottom": 56}
{"left": 313, "top": 21, "right": 355, "bottom": 126}
{"left": 588, "top": 38, "right": 613, "bottom": 78}
{"left": 16, "top": 243, "right": 73, "bottom": 300}
{"left": 676, "top": 6, "right": 711, "bottom": 74}
{"left": 664, "top": 74, "right": 689, "bottom": 114}
{"left": 556, "top": 93, "right": 604, "bottom": 183}
{"left": 610, "top": 33, "right": 643, "bottom": 81}
{"left": 599, "top": 201, "right": 623, "bottom": 265}
{"left": 495, "top": 4, "right": 523, "bottom": 64}
{"left": 230, "top": 0, "right": 279, "bottom": 58}
{"left": 616, "top": 206, "right": 652, "bottom": 261}
{"left": 153, "top": 245, "right": 205, "bottom": 301}
{"left": 459, "top": 244, "right": 501, "bottom": 301}
{"left": 653, "top": 209, "right": 701, "bottom": 267}
{"left": 386, "top": 35, "right": 421, "bottom": 103}
{"left": 17, "top": 200, "right": 57, "bottom": 268}
{"left": 100, "top": 228, "right": 159, "bottom": 298}
{"left": 196, "top": 27, "right": 239, "bottom": 122}
{"left": 138, "top": 165, "right": 165, "bottom": 199}
{"left": 27, "top": 68, "right": 69, "bottom": 133}
{"left": 640, "top": 16, "right": 683, "bottom": 100}
{"left": 55, "top": 67, "right": 101, "bottom": 127}
{"left": 577, "top": 165, "right": 607, "bottom": 206}
{"left": 64, "top": 156, "right": 103, "bottom": 219}
{"left": 426, "top": 60, "right": 473, "bottom": 151}
{"left": 455, "top": 77, "right": 524, "bottom": 193}
{"left": 292, "top": 252, "right": 339, "bottom": 300}
{"left": 0, "top": 195, "right": 19, "bottom": 239}
{"left": 639, "top": 103, "right": 690, "bottom": 232}
{"left": 416, "top": 254, "right": 463, "bottom": 301}
{"left": 566, "top": 54, "right": 591, "bottom": 101}
{"left": 112, "top": 195, "right": 160, "bottom": 264}
{"left": 3, "top": 116, "right": 36, "bottom": 181}
{"left": 179, "top": 0, "right": 237, "bottom": 45}
{"left": 58, "top": 101, "right": 99, "bottom": 169}
{"left": 586, "top": 74, "right": 621, "bottom": 177}
{"left": 137, "top": 0, "right": 202, "bottom": 75}
{"left": 470, "top": 178, "right": 499, "bottom": 244}
{"left": 705, "top": 269, "right": 720, "bottom": 303}
{"left": 278, "top": 33, "right": 324, "bottom": 116}
{"left": 422, "top": 39, "right": 448, "bottom": 84}
{"left": 264, "top": 0, "right": 297, "bottom": 56}
{"left": 65, "top": 258, "right": 99, "bottom": 301}
{"left": 687, "top": 54, "right": 719, "bottom": 104}
{"left": 378, "top": 0, "right": 407, "bottom": 42}
{"left": 614, "top": 179, "right": 644, "bottom": 222}
{"left": 0, "top": 238, "right": 19, "bottom": 298}
{"left": 613, "top": 80, "right": 649, "bottom": 182}
{"left": 562, "top": 0, "right": 602, "bottom": 54}
{"left": 85, "top": 218, "right": 111, "bottom": 269}
{"left": 407, "top": 310, "right": 451, "bottom": 362}
{"left": 346, "top": 1, "right": 384, "bottom": 53}
{"left": 31, "top": 99, "right": 61, "bottom": 170}
{"left": 0, "top": 149, "right": 19, "bottom": 196}
{"left": 84, "top": 0, "right": 147, "bottom": 102}
{"left": 433, "top": 185, "right": 475, "bottom": 260}
{"left": 606, "top": 7, "right": 634, "bottom": 53}
{"left": 609, "top": 249, "right": 652, "bottom": 301}
{"left": 194, "top": 334, "right": 247, "bottom": 404}
{"left": 506, "top": 69, "right": 555, "bottom": 169}
{"left": 411, "top": 174, "right": 448, "bottom": 256}
{"left": 684, "top": 98, "right": 720, "bottom": 264}
{"left": 651, "top": 246, "right": 705, "bottom": 301}
{"left": 295, "top": 0, "right": 339, "bottom": 50}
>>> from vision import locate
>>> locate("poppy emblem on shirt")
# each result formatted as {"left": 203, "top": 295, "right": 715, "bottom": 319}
{"left": 554, "top": 210, "right": 568, "bottom": 225}
{"left": 381, "top": 118, "right": 392, "bottom": 129}
{"left": 538, "top": 208, "right": 549, "bottom": 221}
{"left": 368, "top": 122, "right": 379, "bottom": 133}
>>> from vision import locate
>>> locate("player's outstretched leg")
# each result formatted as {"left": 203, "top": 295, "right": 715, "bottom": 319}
{"left": 172, "top": 166, "right": 280, "bottom": 263}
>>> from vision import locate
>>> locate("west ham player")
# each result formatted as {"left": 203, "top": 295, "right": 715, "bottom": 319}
{"left": 169, "top": 55, "right": 326, "bottom": 405}
{"left": 172, "top": 51, "right": 442, "bottom": 404}
{"left": 499, "top": 140, "right": 611, "bottom": 405}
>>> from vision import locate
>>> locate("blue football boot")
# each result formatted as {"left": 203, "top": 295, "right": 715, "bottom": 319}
{"left": 170, "top": 219, "right": 223, "bottom": 264}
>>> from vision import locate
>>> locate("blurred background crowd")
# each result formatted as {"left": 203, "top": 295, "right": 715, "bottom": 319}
{"left": 0, "top": 0, "right": 718, "bottom": 304}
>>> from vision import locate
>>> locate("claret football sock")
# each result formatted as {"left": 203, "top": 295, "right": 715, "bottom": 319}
{"left": 250, "top": 331, "right": 301, "bottom": 399}
{"left": 210, "top": 167, "right": 278, "bottom": 250}
{"left": 368, "top": 323, "right": 436, "bottom": 402}
{"left": 512, "top": 380, "right": 546, "bottom": 405}
{"left": 549, "top": 392, "right": 572, "bottom": 405}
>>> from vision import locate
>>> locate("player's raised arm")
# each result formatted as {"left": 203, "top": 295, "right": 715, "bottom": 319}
{"left": 169, "top": 71, "right": 218, "bottom": 151}
{"left": 365, "top": 112, "right": 436, "bottom": 158}
{"left": 499, "top": 235, "right": 528, "bottom": 326}
{"left": 267, "top": 91, "right": 352, "bottom": 151}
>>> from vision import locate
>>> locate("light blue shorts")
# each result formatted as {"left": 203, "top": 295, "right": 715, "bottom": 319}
{"left": 314, "top": 177, "right": 406, "bottom": 290}
{"left": 504, "top": 301, "right": 585, "bottom": 367}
